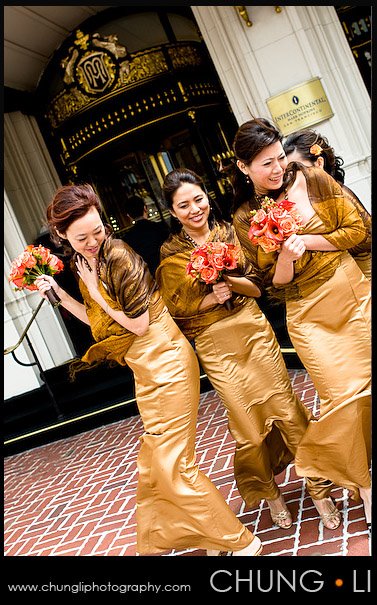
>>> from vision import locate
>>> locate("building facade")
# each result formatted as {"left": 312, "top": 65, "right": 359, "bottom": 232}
{"left": 4, "top": 5, "right": 371, "bottom": 400}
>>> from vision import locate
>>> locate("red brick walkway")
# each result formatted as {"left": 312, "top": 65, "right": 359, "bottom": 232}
{"left": 4, "top": 370, "right": 370, "bottom": 557}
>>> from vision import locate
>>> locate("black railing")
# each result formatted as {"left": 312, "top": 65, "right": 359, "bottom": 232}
{"left": 4, "top": 299, "right": 63, "bottom": 419}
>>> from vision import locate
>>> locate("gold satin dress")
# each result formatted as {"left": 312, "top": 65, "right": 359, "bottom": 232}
{"left": 341, "top": 183, "right": 371, "bottom": 281}
{"left": 77, "top": 238, "right": 254, "bottom": 555}
{"left": 194, "top": 298, "right": 313, "bottom": 507}
{"left": 354, "top": 254, "right": 371, "bottom": 280}
{"left": 126, "top": 304, "right": 253, "bottom": 554}
{"left": 232, "top": 167, "right": 371, "bottom": 501}
{"left": 157, "top": 223, "right": 323, "bottom": 509}
{"left": 286, "top": 215, "right": 371, "bottom": 497}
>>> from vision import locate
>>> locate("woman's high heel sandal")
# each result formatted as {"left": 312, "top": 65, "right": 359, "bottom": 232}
{"left": 207, "top": 536, "right": 263, "bottom": 557}
{"left": 206, "top": 549, "right": 222, "bottom": 556}
{"left": 266, "top": 493, "right": 293, "bottom": 529}
{"left": 232, "top": 536, "right": 263, "bottom": 557}
{"left": 359, "top": 486, "right": 371, "bottom": 529}
{"left": 313, "top": 496, "right": 341, "bottom": 530}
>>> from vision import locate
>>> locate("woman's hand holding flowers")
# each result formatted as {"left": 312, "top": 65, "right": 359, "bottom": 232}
{"left": 212, "top": 280, "right": 233, "bottom": 305}
{"left": 278, "top": 233, "right": 306, "bottom": 262}
{"left": 34, "top": 274, "right": 61, "bottom": 302}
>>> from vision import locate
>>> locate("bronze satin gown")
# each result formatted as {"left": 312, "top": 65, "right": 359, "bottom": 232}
{"left": 125, "top": 304, "right": 253, "bottom": 554}
{"left": 194, "top": 298, "right": 315, "bottom": 506}
{"left": 157, "top": 224, "right": 328, "bottom": 508}
{"left": 287, "top": 216, "right": 371, "bottom": 497}
{"left": 79, "top": 274, "right": 254, "bottom": 555}
{"left": 232, "top": 169, "right": 371, "bottom": 501}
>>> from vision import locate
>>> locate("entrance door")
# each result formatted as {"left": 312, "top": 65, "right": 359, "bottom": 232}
{"left": 79, "top": 111, "right": 236, "bottom": 235}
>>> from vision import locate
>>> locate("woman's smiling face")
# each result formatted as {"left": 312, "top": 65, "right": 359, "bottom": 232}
{"left": 170, "top": 182, "right": 210, "bottom": 231}
{"left": 58, "top": 206, "right": 106, "bottom": 259}
{"left": 238, "top": 140, "right": 288, "bottom": 195}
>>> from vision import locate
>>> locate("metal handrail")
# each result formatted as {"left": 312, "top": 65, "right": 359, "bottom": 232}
{"left": 4, "top": 298, "right": 44, "bottom": 355}
{"left": 4, "top": 297, "right": 63, "bottom": 419}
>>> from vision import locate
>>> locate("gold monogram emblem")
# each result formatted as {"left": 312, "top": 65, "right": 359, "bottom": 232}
{"left": 61, "top": 30, "right": 129, "bottom": 96}
{"left": 76, "top": 50, "right": 116, "bottom": 94}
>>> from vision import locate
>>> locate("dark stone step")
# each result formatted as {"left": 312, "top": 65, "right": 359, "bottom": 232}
{"left": 4, "top": 351, "right": 301, "bottom": 456}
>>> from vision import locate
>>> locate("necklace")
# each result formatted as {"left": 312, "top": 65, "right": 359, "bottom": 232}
{"left": 254, "top": 188, "right": 287, "bottom": 205}
{"left": 182, "top": 229, "right": 208, "bottom": 247}
{"left": 254, "top": 192, "right": 270, "bottom": 205}
{"left": 95, "top": 258, "right": 103, "bottom": 278}
{"left": 79, "top": 254, "right": 104, "bottom": 281}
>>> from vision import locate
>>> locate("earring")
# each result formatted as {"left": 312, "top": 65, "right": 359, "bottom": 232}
{"left": 245, "top": 175, "right": 251, "bottom": 184}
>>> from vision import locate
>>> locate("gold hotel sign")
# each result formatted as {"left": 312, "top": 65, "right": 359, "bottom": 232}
{"left": 266, "top": 77, "right": 333, "bottom": 136}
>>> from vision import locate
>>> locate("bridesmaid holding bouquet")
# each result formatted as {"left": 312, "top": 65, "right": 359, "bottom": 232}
{"left": 156, "top": 168, "right": 328, "bottom": 530}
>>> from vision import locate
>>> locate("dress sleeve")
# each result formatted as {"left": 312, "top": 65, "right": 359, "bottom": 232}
{"left": 100, "top": 238, "right": 158, "bottom": 318}
{"left": 307, "top": 168, "right": 367, "bottom": 250}
{"left": 156, "top": 252, "right": 207, "bottom": 318}
{"left": 341, "top": 185, "right": 371, "bottom": 255}
{"left": 232, "top": 208, "right": 270, "bottom": 290}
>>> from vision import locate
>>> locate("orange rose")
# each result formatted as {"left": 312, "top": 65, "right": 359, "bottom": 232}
{"left": 191, "top": 255, "right": 208, "bottom": 270}
{"left": 48, "top": 254, "right": 64, "bottom": 272}
{"left": 9, "top": 263, "right": 25, "bottom": 280}
{"left": 253, "top": 208, "right": 267, "bottom": 224}
{"left": 32, "top": 245, "right": 51, "bottom": 263}
{"left": 211, "top": 242, "right": 225, "bottom": 254}
{"left": 248, "top": 221, "right": 268, "bottom": 240}
{"left": 200, "top": 266, "right": 219, "bottom": 284}
{"left": 10, "top": 277, "right": 26, "bottom": 289}
{"left": 20, "top": 251, "right": 37, "bottom": 269}
{"left": 278, "top": 215, "right": 299, "bottom": 236}
{"left": 257, "top": 236, "right": 281, "bottom": 253}
{"left": 211, "top": 253, "right": 226, "bottom": 269}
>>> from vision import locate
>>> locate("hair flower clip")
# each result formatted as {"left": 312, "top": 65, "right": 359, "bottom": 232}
{"left": 310, "top": 143, "right": 323, "bottom": 156}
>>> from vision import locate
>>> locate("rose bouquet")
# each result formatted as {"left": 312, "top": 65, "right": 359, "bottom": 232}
{"left": 8, "top": 244, "right": 64, "bottom": 307}
{"left": 248, "top": 196, "right": 303, "bottom": 253}
{"left": 186, "top": 241, "right": 239, "bottom": 310}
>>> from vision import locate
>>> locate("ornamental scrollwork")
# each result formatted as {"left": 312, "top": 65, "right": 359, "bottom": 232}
{"left": 48, "top": 34, "right": 204, "bottom": 128}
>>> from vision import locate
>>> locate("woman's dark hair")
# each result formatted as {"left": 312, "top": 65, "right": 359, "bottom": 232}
{"left": 46, "top": 183, "right": 106, "bottom": 247}
{"left": 283, "top": 129, "right": 345, "bottom": 184}
{"left": 162, "top": 168, "right": 220, "bottom": 233}
{"left": 231, "top": 118, "right": 284, "bottom": 212}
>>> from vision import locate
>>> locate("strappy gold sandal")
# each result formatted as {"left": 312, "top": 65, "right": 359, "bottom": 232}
{"left": 232, "top": 536, "right": 263, "bottom": 557}
{"left": 206, "top": 549, "right": 228, "bottom": 556}
{"left": 313, "top": 497, "right": 341, "bottom": 530}
{"left": 207, "top": 536, "right": 263, "bottom": 557}
{"left": 359, "top": 486, "right": 371, "bottom": 530}
{"left": 266, "top": 494, "right": 293, "bottom": 529}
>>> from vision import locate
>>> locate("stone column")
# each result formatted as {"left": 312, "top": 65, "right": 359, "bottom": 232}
{"left": 4, "top": 113, "right": 77, "bottom": 397}
{"left": 192, "top": 5, "right": 371, "bottom": 208}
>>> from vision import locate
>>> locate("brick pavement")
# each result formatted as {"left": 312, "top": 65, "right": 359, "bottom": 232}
{"left": 4, "top": 370, "right": 370, "bottom": 558}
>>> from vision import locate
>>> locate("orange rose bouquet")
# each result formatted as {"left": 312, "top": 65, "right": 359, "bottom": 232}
{"left": 248, "top": 196, "right": 303, "bottom": 253}
{"left": 186, "top": 241, "right": 239, "bottom": 310}
{"left": 8, "top": 244, "right": 64, "bottom": 307}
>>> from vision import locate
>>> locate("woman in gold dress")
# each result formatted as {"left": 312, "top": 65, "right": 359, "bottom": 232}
{"left": 232, "top": 118, "right": 371, "bottom": 530}
{"left": 34, "top": 183, "right": 263, "bottom": 557}
{"left": 283, "top": 128, "right": 371, "bottom": 279}
{"left": 156, "top": 168, "right": 332, "bottom": 531}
